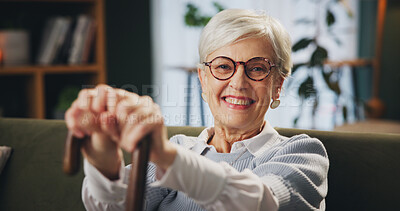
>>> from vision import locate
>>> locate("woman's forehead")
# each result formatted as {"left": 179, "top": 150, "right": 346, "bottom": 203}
{"left": 206, "top": 37, "right": 275, "bottom": 62}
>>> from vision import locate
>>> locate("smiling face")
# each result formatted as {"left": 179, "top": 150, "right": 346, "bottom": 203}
{"left": 199, "top": 37, "right": 284, "bottom": 131}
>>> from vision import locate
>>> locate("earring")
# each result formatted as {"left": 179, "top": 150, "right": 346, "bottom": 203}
{"left": 201, "top": 92, "right": 207, "bottom": 102}
{"left": 270, "top": 99, "right": 280, "bottom": 109}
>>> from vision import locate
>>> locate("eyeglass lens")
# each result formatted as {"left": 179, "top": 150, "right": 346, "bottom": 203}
{"left": 209, "top": 57, "right": 271, "bottom": 81}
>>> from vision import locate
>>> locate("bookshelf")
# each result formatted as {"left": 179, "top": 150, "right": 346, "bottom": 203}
{"left": 0, "top": 0, "right": 106, "bottom": 119}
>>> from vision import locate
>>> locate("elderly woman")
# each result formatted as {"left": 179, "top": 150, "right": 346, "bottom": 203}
{"left": 66, "top": 9, "right": 328, "bottom": 210}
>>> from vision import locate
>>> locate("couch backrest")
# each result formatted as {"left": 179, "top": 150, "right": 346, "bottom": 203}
{"left": 0, "top": 118, "right": 85, "bottom": 210}
{"left": 1, "top": 118, "right": 400, "bottom": 210}
{"left": 275, "top": 127, "right": 400, "bottom": 211}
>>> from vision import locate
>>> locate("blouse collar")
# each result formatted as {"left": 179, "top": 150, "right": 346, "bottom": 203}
{"left": 193, "top": 121, "right": 280, "bottom": 157}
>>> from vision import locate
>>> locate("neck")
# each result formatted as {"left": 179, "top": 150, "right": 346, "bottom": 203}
{"left": 209, "top": 120, "right": 265, "bottom": 153}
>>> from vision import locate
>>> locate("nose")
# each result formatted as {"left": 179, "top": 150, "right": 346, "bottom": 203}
{"left": 229, "top": 64, "right": 250, "bottom": 90}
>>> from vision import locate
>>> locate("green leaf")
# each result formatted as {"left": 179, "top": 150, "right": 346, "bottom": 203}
{"left": 298, "top": 76, "right": 316, "bottom": 99}
{"left": 312, "top": 97, "right": 319, "bottom": 116}
{"left": 292, "top": 62, "right": 307, "bottom": 75}
{"left": 184, "top": 4, "right": 200, "bottom": 26}
{"left": 213, "top": 2, "right": 224, "bottom": 12}
{"left": 309, "top": 46, "right": 328, "bottom": 67}
{"left": 326, "top": 9, "right": 335, "bottom": 27}
{"left": 56, "top": 86, "right": 80, "bottom": 111}
{"left": 294, "top": 116, "right": 299, "bottom": 127}
{"left": 292, "top": 38, "right": 314, "bottom": 52}
{"left": 201, "top": 16, "right": 212, "bottom": 26}
{"left": 330, "top": 82, "right": 341, "bottom": 95}
{"left": 184, "top": 2, "right": 224, "bottom": 27}
{"left": 321, "top": 70, "right": 341, "bottom": 95}
{"left": 184, "top": 3, "right": 206, "bottom": 26}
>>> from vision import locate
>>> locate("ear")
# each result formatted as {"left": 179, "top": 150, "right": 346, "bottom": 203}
{"left": 198, "top": 67, "right": 207, "bottom": 93}
{"left": 272, "top": 76, "right": 284, "bottom": 100}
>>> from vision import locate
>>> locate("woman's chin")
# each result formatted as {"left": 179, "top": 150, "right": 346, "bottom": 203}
{"left": 215, "top": 115, "right": 260, "bottom": 129}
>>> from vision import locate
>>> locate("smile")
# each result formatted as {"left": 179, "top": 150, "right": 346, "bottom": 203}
{"left": 223, "top": 96, "right": 255, "bottom": 106}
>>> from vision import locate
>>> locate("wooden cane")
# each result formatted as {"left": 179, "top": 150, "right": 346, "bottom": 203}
{"left": 125, "top": 135, "right": 151, "bottom": 211}
{"left": 63, "top": 131, "right": 86, "bottom": 175}
{"left": 63, "top": 131, "right": 151, "bottom": 211}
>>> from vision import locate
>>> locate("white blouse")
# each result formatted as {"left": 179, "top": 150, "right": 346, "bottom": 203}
{"left": 82, "top": 121, "right": 328, "bottom": 210}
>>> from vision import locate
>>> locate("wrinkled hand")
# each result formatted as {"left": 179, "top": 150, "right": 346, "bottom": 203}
{"left": 65, "top": 84, "right": 176, "bottom": 179}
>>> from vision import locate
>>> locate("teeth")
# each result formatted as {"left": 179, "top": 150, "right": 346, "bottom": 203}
{"left": 224, "top": 97, "right": 252, "bottom": 105}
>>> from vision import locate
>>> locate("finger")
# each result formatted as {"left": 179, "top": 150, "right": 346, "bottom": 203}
{"left": 107, "top": 88, "right": 134, "bottom": 114}
{"left": 115, "top": 99, "right": 136, "bottom": 129}
{"left": 106, "top": 88, "right": 118, "bottom": 114}
{"left": 100, "top": 112, "right": 120, "bottom": 142}
{"left": 120, "top": 114, "right": 156, "bottom": 152}
{"left": 116, "top": 94, "right": 155, "bottom": 132}
{"left": 77, "top": 89, "right": 95, "bottom": 111}
{"left": 116, "top": 88, "right": 137, "bottom": 103}
{"left": 140, "top": 95, "right": 154, "bottom": 108}
{"left": 114, "top": 93, "right": 141, "bottom": 126}
{"left": 65, "top": 100, "right": 85, "bottom": 138}
{"left": 76, "top": 89, "right": 103, "bottom": 134}
{"left": 116, "top": 100, "right": 154, "bottom": 132}
{"left": 119, "top": 104, "right": 163, "bottom": 152}
{"left": 71, "top": 99, "right": 100, "bottom": 135}
{"left": 92, "top": 84, "right": 109, "bottom": 113}
{"left": 79, "top": 111, "right": 100, "bottom": 135}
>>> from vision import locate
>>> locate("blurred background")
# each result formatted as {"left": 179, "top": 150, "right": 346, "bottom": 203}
{"left": 0, "top": 0, "right": 399, "bottom": 133}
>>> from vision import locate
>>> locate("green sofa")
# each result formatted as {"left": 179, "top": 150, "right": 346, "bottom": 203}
{"left": 1, "top": 118, "right": 400, "bottom": 210}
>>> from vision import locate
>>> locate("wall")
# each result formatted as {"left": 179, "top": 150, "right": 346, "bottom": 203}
{"left": 104, "top": 0, "right": 400, "bottom": 120}
{"left": 105, "top": 0, "right": 152, "bottom": 95}
{"left": 380, "top": 1, "right": 400, "bottom": 120}
{"left": 357, "top": 0, "right": 400, "bottom": 120}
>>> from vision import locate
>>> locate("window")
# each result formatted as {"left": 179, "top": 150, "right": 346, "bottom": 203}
{"left": 151, "top": 0, "right": 359, "bottom": 129}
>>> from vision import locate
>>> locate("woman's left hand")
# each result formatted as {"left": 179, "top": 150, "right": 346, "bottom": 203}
{"left": 113, "top": 90, "right": 177, "bottom": 171}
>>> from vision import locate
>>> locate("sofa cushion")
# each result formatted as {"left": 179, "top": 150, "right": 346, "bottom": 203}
{"left": 275, "top": 127, "right": 400, "bottom": 211}
{"left": 0, "top": 118, "right": 86, "bottom": 211}
{"left": 1, "top": 118, "right": 400, "bottom": 211}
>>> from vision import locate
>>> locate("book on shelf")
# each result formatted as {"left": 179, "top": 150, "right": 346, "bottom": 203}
{"left": 36, "top": 17, "right": 71, "bottom": 65}
{"left": 68, "top": 15, "right": 95, "bottom": 65}
{"left": 36, "top": 17, "right": 56, "bottom": 65}
{"left": 81, "top": 20, "right": 97, "bottom": 64}
{"left": 53, "top": 18, "right": 76, "bottom": 64}
{"left": 36, "top": 14, "right": 96, "bottom": 66}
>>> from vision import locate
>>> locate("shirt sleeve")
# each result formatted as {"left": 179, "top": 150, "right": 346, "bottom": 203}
{"left": 82, "top": 134, "right": 328, "bottom": 210}
{"left": 81, "top": 159, "right": 127, "bottom": 211}
{"left": 253, "top": 135, "right": 329, "bottom": 210}
{"left": 152, "top": 135, "right": 329, "bottom": 211}
{"left": 82, "top": 159, "right": 171, "bottom": 211}
{"left": 151, "top": 144, "right": 279, "bottom": 211}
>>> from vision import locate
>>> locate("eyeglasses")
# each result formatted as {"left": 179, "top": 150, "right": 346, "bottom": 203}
{"left": 203, "top": 56, "right": 277, "bottom": 81}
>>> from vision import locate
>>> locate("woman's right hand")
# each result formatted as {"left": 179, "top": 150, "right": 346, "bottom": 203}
{"left": 65, "top": 84, "right": 123, "bottom": 180}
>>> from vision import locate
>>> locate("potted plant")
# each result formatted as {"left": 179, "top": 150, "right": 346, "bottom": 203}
{"left": 289, "top": 0, "right": 354, "bottom": 128}
{"left": 53, "top": 85, "right": 80, "bottom": 119}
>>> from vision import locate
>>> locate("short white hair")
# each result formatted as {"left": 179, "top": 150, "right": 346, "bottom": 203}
{"left": 198, "top": 9, "right": 292, "bottom": 78}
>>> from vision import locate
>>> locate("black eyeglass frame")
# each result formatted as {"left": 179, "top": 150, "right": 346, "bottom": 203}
{"left": 203, "top": 56, "right": 277, "bottom": 81}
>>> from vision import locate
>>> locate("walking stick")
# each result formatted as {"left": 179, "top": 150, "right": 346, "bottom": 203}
{"left": 63, "top": 131, "right": 151, "bottom": 211}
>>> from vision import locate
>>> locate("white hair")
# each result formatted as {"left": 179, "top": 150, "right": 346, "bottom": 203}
{"left": 198, "top": 9, "right": 292, "bottom": 78}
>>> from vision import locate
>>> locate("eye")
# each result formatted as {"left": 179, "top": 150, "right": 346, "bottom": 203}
{"left": 249, "top": 67, "right": 266, "bottom": 72}
{"left": 217, "top": 64, "right": 231, "bottom": 70}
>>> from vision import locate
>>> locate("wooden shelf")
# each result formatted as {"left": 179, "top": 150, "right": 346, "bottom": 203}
{"left": 0, "top": 65, "right": 100, "bottom": 75}
{"left": 0, "top": 0, "right": 106, "bottom": 119}
{"left": 324, "top": 58, "right": 373, "bottom": 68}
{"left": 0, "top": 0, "right": 95, "bottom": 3}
